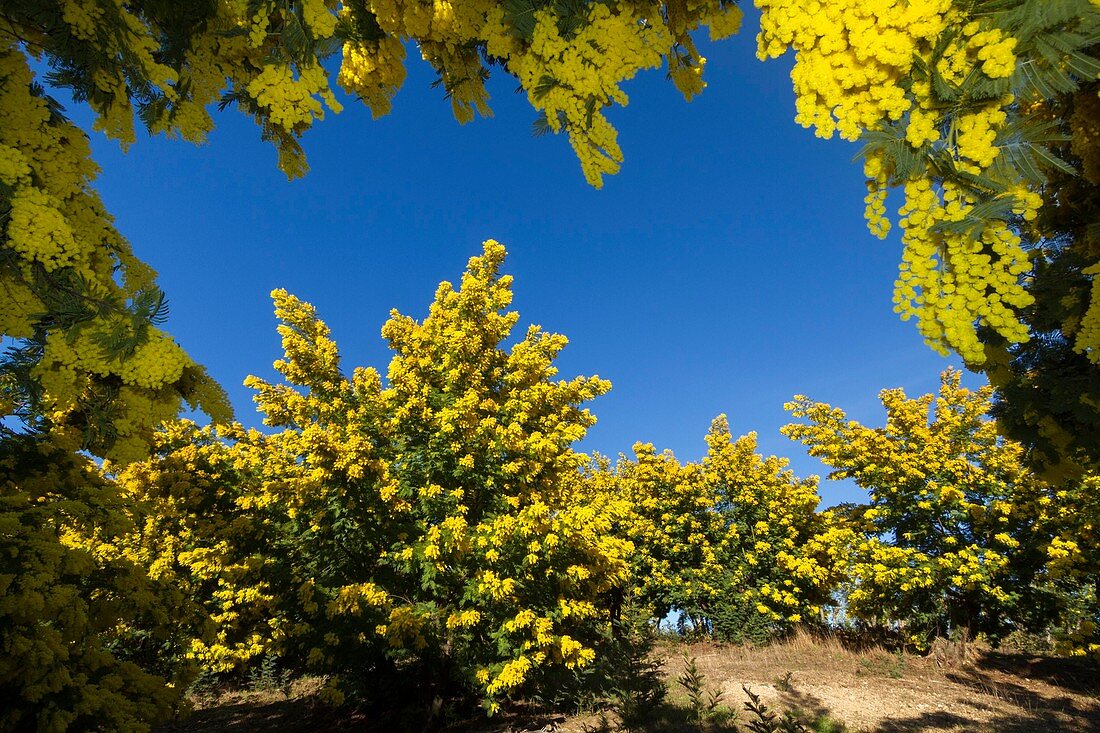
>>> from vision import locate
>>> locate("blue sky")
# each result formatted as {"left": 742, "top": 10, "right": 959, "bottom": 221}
{"left": 71, "top": 9, "right": 975, "bottom": 507}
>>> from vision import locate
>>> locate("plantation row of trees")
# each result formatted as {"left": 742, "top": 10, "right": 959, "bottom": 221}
{"left": 3, "top": 1, "right": 1100, "bottom": 731}
{"left": 4, "top": 242, "right": 1097, "bottom": 731}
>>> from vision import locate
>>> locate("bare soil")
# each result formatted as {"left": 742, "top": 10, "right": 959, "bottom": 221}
{"left": 161, "top": 634, "right": 1100, "bottom": 733}
{"left": 625, "top": 633, "right": 1100, "bottom": 733}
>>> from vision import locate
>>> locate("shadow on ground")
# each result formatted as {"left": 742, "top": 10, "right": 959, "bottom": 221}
{"left": 160, "top": 698, "right": 573, "bottom": 733}
{"left": 768, "top": 665, "right": 1100, "bottom": 733}
{"left": 965, "top": 649, "right": 1099, "bottom": 696}
{"left": 871, "top": 708, "right": 1093, "bottom": 733}
{"left": 159, "top": 698, "right": 365, "bottom": 733}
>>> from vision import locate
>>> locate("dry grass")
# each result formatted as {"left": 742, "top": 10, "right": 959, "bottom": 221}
{"left": 187, "top": 676, "right": 327, "bottom": 711}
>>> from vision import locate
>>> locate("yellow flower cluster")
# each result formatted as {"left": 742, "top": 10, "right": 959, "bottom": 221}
{"left": 972, "top": 27, "right": 1017, "bottom": 79}
{"left": 757, "top": 0, "right": 952, "bottom": 141}
{"left": 332, "top": 0, "right": 744, "bottom": 186}
{"left": 783, "top": 369, "right": 1051, "bottom": 641}
{"left": 598, "top": 413, "right": 842, "bottom": 639}
{"left": 1077, "top": 263, "right": 1100, "bottom": 361}
{"left": 756, "top": 1, "right": 1046, "bottom": 365}
{"left": 957, "top": 107, "right": 1008, "bottom": 169}
{"left": 93, "top": 0, "right": 348, "bottom": 175}
{"left": 1, "top": 47, "right": 97, "bottom": 299}
{"left": 847, "top": 540, "right": 933, "bottom": 610}
{"left": 327, "top": 582, "right": 390, "bottom": 617}
{"left": 39, "top": 328, "right": 190, "bottom": 391}
{"left": 701, "top": 416, "right": 841, "bottom": 629}
{"left": 10, "top": 0, "right": 751, "bottom": 191}
{"left": 246, "top": 63, "right": 342, "bottom": 131}
{"left": 55, "top": 0, "right": 180, "bottom": 146}
{"left": 514, "top": 4, "right": 671, "bottom": 186}
{"left": 60, "top": 0, "right": 102, "bottom": 41}
{"left": 1044, "top": 476, "right": 1100, "bottom": 659}
{"left": 423, "top": 41, "right": 495, "bottom": 124}
{"left": 115, "top": 421, "right": 284, "bottom": 674}
{"left": 1057, "top": 620, "right": 1100, "bottom": 661}
{"left": 862, "top": 151, "right": 891, "bottom": 238}
{"left": 121, "top": 241, "right": 627, "bottom": 708}
{"left": 1, "top": 46, "right": 227, "bottom": 461}
{"left": 338, "top": 35, "right": 408, "bottom": 118}
{"left": 447, "top": 608, "right": 482, "bottom": 629}
{"left": 6, "top": 188, "right": 82, "bottom": 270}
{"left": 302, "top": 0, "right": 339, "bottom": 38}
{"left": 606, "top": 442, "right": 723, "bottom": 615}
{"left": 485, "top": 655, "right": 533, "bottom": 695}
{"left": 2, "top": 435, "right": 187, "bottom": 730}
{"left": 894, "top": 177, "right": 1034, "bottom": 363}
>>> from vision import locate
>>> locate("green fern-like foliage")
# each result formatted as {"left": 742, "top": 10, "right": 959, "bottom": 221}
{"left": 857, "top": 0, "right": 1100, "bottom": 473}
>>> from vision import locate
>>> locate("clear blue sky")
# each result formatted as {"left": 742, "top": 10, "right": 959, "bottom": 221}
{"left": 71, "top": 9, "right": 975, "bottom": 507}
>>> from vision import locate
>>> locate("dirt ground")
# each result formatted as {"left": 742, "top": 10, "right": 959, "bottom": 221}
{"left": 626, "top": 634, "right": 1100, "bottom": 733}
{"left": 162, "top": 633, "right": 1100, "bottom": 733}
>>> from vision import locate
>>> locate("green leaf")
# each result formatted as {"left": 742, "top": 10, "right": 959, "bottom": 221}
{"left": 531, "top": 111, "right": 552, "bottom": 137}
{"left": 502, "top": 0, "right": 544, "bottom": 41}
{"left": 280, "top": 10, "right": 311, "bottom": 61}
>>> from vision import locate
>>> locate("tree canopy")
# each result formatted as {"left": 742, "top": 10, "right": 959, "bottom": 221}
{"left": 2, "top": 0, "right": 1099, "bottom": 470}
